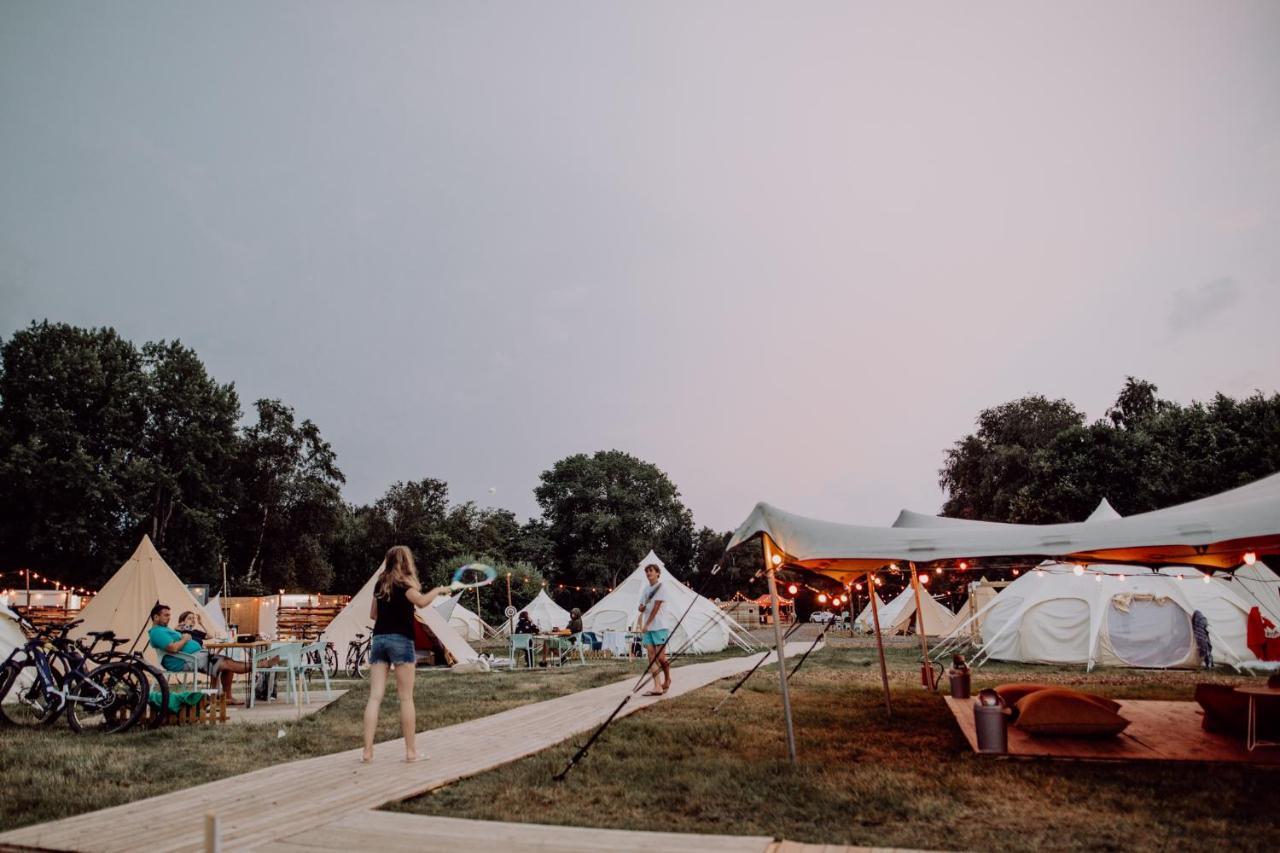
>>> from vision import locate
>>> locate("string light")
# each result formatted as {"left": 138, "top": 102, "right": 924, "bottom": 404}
{"left": 920, "top": 574, "right": 930, "bottom": 585}
{"left": 1175, "top": 574, "right": 1184, "bottom": 581}
{"left": 1094, "top": 573, "right": 1102, "bottom": 583}
{"left": 1202, "top": 574, "right": 1211, "bottom": 584}
{"left": 1073, "top": 564, "right": 1085, "bottom": 577}
{"left": 787, "top": 584, "right": 798, "bottom": 595}
{"left": 934, "top": 568, "right": 942, "bottom": 575}
{"left": 770, "top": 554, "right": 782, "bottom": 567}
{"left": 817, "top": 594, "right": 828, "bottom": 604}
{"left": 1011, "top": 569, "right": 1019, "bottom": 577}
{"left": 958, "top": 562, "right": 968, "bottom": 570}
{"left": 1243, "top": 552, "right": 1258, "bottom": 566}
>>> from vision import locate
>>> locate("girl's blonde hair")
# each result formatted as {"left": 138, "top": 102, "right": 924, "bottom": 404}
{"left": 377, "top": 545, "right": 421, "bottom": 600}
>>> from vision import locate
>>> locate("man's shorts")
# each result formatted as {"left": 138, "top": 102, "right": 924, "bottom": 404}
{"left": 641, "top": 629, "right": 671, "bottom": 648}
{"left": 369, "top": 633, "right": 416, "bottom": 665}
{"left": 170, "top": 650, "right": 227, "bottom": 676}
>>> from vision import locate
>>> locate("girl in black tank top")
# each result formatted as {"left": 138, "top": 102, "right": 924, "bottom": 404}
{"left": 373, "top": 582, "right": 416, "bottom": 639}
{"left": 361, "top": 546, "right": 451, "bottom": 764}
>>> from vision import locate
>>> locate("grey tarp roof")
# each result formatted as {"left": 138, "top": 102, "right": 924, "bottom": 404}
{"left": 728, "top": 473, "right": 1280, "bottom": 583}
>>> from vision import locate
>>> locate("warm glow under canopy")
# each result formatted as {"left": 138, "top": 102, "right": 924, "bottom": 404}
{"left": 730, "top": 473, "right": 1280, "bottom": 583}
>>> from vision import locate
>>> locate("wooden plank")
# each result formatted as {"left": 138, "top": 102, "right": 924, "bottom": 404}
{"left": 944, "top": 695, "right": 1280, "bottom": 764}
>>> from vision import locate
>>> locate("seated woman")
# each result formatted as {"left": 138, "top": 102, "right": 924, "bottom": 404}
{"left": 515, "top": 611, "right": 539, "bottom": 635}
{"left": 567, "top": 608, "right": 584, "bottom": 635}
{"left": 176, "top": 611, "right": 209, "bottom": 645}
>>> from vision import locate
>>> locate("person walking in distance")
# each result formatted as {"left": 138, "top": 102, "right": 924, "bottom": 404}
{"left": 361, "top": 546, "right": 452, "bottom": 763}
{"left": 636, "top": 562, "right": 674, "bottom": 696}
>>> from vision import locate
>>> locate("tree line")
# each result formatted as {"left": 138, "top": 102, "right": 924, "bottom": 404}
{"left": 0, "top": 322, "right": 748, "bottom": 625}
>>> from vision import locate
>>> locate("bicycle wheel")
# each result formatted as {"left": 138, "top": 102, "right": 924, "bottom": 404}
{"left": 140, "top": 662, "right": 170, "bottom": 729}
{"left": 354, "top": 646, "right": 367, "bottom": 679}
{"left": 0, "top": 660, "right": 63, "bottom": 727}
{"left": 66, "top": 662, "right": 148, "bottom": 734}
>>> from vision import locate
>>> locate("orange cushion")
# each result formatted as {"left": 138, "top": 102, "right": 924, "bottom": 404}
{"left": 994, "top": 683, "right": 1057, "bottom": 705}
{"left": 1014, "top": 689, "right": 1129, "bottom": 737}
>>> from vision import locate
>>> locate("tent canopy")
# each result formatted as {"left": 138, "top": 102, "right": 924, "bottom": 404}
{"left": 729, "top": 473, "right": 1280, "bottom": 582}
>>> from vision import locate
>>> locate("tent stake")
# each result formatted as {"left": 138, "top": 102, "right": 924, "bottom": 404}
{"left": 868, "top": 572, "right": 892, "bottom": 718}
{"left": 909, "top": 562, "right": 934, "bottom": 688}
{"left": 766, "top": 565, "right": 797, "bottom": 764}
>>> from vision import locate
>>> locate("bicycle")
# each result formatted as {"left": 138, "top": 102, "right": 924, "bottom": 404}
{"left": 81, "top": 629, "right": 172, "bottom": 729}
{"left": 305, "top": 641, "right": 339, "bottom": 680}
{"left": 0, "top": 617, "right": 149, "bottom": 734}
{"left": 345, "top": 631, "right": 371, "bottom": 679}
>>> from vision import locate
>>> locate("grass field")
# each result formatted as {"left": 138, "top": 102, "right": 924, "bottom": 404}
{"left": 0, "top": 655, "right": 658, "bottom": 833}
{"left": 389, "top": 634, "right": 1280, "bottom": 852}
{"left": 3, "top": 631, "right": 1278, "bottom": 850}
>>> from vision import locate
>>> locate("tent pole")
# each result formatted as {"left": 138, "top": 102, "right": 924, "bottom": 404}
{"left": 909, "top": 562, "right": 934, "bottom": 688}
{"left": 868, "top": 571, "right": 892, "bottom": 718}
{"left": 766, "top": 565, "right": 797, "bottom": 764}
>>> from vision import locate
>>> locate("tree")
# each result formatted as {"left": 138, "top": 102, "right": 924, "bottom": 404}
{"left": 0, "top": 322, "right": 147, "bottom": 580}
{"left": 938, "top": 395, "right": 1085, "bottom": 521}
{"left": 225, "top": 399, "right": 345, "bottom": 593}
{"left": 534, "top": 450, "right": 695, "bottom": 597}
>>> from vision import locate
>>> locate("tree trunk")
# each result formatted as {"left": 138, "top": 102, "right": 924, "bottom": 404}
{"left": 245, "top": 505, "right": 269, "bottom": 583}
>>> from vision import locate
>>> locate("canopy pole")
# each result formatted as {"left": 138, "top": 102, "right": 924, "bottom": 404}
{"left": 909, "top": 562, "right": 933, "bottom": 688}
{"left": 766, "top": 564, "right": 797, "bottom": 764}
{"left": 868, "top": 571, "right": 892, "bottom": 718}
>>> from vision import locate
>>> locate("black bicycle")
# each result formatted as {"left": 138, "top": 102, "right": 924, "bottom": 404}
{"left": 345, "top": 631, "right": 370, "bottom": 679}
{"left": 0, "top": 617, "right": 149, "bottom": 733}
{"left": 305, "top": 641, "right": 340, "bottom": 680}
{"left": 81, "top": 629, "right": 171, "bottom": 729}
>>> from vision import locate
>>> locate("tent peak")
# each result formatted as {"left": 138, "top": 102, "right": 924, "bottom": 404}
{"left": 1086, "top": 498, "right": 1122, "bottom": 522}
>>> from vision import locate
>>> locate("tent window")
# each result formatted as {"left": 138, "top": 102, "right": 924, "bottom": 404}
{"left": 1107, "top": 597, "right": 1191, "bottom": 668}
{"left": 1019, "top": 598, "right": 1091, "bottom": 664}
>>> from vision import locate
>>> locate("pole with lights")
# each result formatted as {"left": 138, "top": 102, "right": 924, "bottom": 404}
{"left": 763, "top": 541, "right": 797, "bottom": 764}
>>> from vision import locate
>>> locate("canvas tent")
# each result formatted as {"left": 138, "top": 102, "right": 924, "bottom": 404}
{"left": 581, "top": 551, "right": 756, "bottom": 653}
{"left": 321, "top": 565, "right": 484, "bottom": 671}
{"left": 434, "top": 595, "right": 489, "bottom": 642}
{"left": 965, "top": 562, "right": 1259, "bottom": 670}
{"left": 203, "top": 595, "right": 229, "bottom": 639}
{"left": 73, "top": 536, "right": 222, "bottom": 666}
{"left": 1216, "top": 559, "right": 1280, "bottom": 625}
{"left": 869, "top": 585, "right": 957, "bottom": 637}
{"left": 499, "top": 589, "right": 571, "bottom": 635}
{"left": 2, "top": 605, "right": 31, "bottom": 703}
{"left": 853, "top": 591, "right": 887, "bottom": 631}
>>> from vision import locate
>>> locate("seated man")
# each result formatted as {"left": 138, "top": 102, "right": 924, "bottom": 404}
{"left": 148, "top": 603, "right": 256, "bottom": 706}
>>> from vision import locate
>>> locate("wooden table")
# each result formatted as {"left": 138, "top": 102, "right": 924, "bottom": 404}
{"left": 206, "top": 640, "right": 271, "bottom": 708}
{"left": 1235, "top": 685, "right": 1280, "bottom": 751}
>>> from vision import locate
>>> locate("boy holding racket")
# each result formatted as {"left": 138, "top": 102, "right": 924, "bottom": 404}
{"left": 637, "top": 562, "right": 674, "bottom": 696}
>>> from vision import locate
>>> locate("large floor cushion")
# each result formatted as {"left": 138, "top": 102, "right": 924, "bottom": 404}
{"left": 1014, "top": 688, "right": 1130, "bottom": 737}
{"left": 1195, "top": 683, "right": 1280, "bottom": 739}
{"left": 994, "top": 683, "right": 1058, "bottom": 706}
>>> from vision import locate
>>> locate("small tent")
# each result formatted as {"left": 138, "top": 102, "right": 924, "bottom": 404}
{"left": 2, "top": 605, "right": 32, "bottom": 703}
{"left": 581, "top": 551, "right": 755, "bottom": 653}
{"left": 853, "top": 591, "right": 887, "bottom": 631}
{"left": 972, "top": 563, "right": 1258, "bottom": 669}
{"left": 321, "top": 565, "right": 483, "bottom": 671}
{"left": 203, "top": 595, "right": 230, "bottom": 639}
{"left": 73, "top": 536, "right": 220, "bottom": 666}
{"left": 434, "top": 595, "right": 489, "bottom": 642}
{"left": 871, "top": 585, "right": 957, "bottom": 637}
{"left": 500, "top": 589, "right": 571, "bottom": 635}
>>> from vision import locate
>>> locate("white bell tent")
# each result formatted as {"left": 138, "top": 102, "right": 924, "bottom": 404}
{"left": 582, "top": 551, "right": 755, "bottom": 653}
{"left": 966, "top": 563, "right": 1258, "bottom": 669}
{"left": 853, "top": 591, "right": 886, "bottom": 631}
{"left": 202, "top": 594, "right": 230, "bottom": 639}
{"left": 1216, "top": 559, "right": 1280, "bottom": 625}
{"left": 2, "top": 605, "right": 31, "bottom": 704}
{"left": 321, "top": 565, "right": 482, "bottom": 670}
{"left": 73, "top": 536, "right": 220, "bottom": 665}
{"left": 500, "top": 589, "right": 571, "bottom": 635}
{"left": 433, "top": 595, "right": 489, "bottom": 642}
{"left": 870, "top": 585, "right": 958, "bottom": 637}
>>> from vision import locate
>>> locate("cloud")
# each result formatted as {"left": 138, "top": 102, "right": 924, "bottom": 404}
{"left": 1167, "top": 278, "right": 1241, "bottom": 336}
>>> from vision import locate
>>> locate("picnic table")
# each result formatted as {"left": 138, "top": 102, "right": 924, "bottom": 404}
{"left": 206, "top": 639, "right": 271, "bottom": 708}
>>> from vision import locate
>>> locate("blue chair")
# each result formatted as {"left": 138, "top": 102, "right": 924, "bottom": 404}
{"left": 510, "top": 634, "right": 535, "bottom": 668}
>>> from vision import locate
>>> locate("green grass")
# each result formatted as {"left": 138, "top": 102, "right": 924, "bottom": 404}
{"left": 388, "top": 636, "right": 1280, "bottom": 852}
{"left": 0, "top": 658, "right": 652, "bottom": 833}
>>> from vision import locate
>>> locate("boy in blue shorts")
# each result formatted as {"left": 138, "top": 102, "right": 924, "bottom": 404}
{"left": 637, "top": 562, "right": 673, "bottom": 696}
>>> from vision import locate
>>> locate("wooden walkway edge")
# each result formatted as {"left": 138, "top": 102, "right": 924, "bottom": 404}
{"left": 0, "top": 643, "right": 816, "bottom": 852}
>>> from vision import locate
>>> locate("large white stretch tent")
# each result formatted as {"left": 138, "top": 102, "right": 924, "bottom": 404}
{"left": 582, "top": 551, "right": 756, "bottom": 653}
{"left": 729, "top": 472, "right": 1280, "bottom": 581}
{"left": 321, "top": 565, "right": 483, "bottom": 671}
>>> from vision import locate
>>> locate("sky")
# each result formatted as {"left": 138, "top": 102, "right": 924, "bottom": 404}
{"left": 2, "top": 2, "right": 1278, "bottom": 532}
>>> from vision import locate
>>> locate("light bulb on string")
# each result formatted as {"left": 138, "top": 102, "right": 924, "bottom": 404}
{"left": 959, "top": 561, "right": 968, "bottom": 570}
{"left": 1203, "top": 574, "right": 1211, "bottom": 584}
{"left": 1094, "top": 573, "right": 1102, "bottom": 583}
{"left": 1176, "top": 574, "right": 1184, "bottom": 581}
{"left": 920, "top": 574, "right": 930, "bottom": 585}
{"left": 934, "top": 568, "right": 942, "bottom": 575}
{"left": 1011, "top": 569, "right": 1019, "bottom": 577}
{"left": 1073, "top": 564, "right": 1085, "bottom": 576}
{"left": 1244, "top": 552, "right": 1258, "bottom": 566}
{"left": 770, "top": 554, "right": 782, "bottom": 567}
{"left": 787, "top": 584, "right": 798, "bottom": 596}
{"left": 817, "top": 594, "right": 828, "bottom": 604}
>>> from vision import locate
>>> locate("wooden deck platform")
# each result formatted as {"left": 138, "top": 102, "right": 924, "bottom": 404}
{"left": 223, "top": 690, "right": 347, "bottom": 725}
{"left": 0, "top": 643, "right": 815, "bottom": 852}
{"left": 944, "top": 695, "right": 1280, "bottom": 764}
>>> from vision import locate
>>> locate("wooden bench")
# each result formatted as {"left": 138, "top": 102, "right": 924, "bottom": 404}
{"left": 146, "top": 688, "right": 227, "bottom": 726}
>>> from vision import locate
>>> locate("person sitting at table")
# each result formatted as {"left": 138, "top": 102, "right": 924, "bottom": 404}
{"left": 567, "top": 608, "right": 583, "bottom": 635}
{"left": 176, "top": 610, "right": 208, "bottom": 645}
{"left": 515, "top": 611, "right": 539, "bottom": 635}
{"left": 148, "top": 603, "right": 261, "bottom": 706}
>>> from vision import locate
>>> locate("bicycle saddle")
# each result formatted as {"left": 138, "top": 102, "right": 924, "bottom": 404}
{"left": 86, "top": 630, "right": 116, "bottom": 639}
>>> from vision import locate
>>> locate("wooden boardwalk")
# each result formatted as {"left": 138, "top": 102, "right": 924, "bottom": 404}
{"left": 945, "top": 696, "right": 1280, "bottom": 764}
{"left": 0, "top": 643, "right": 814, "bottom": 852}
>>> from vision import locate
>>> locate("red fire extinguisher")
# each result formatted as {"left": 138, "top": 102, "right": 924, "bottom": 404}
{"left": 920, "top": 658, "right": 943, "bottom": 691}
